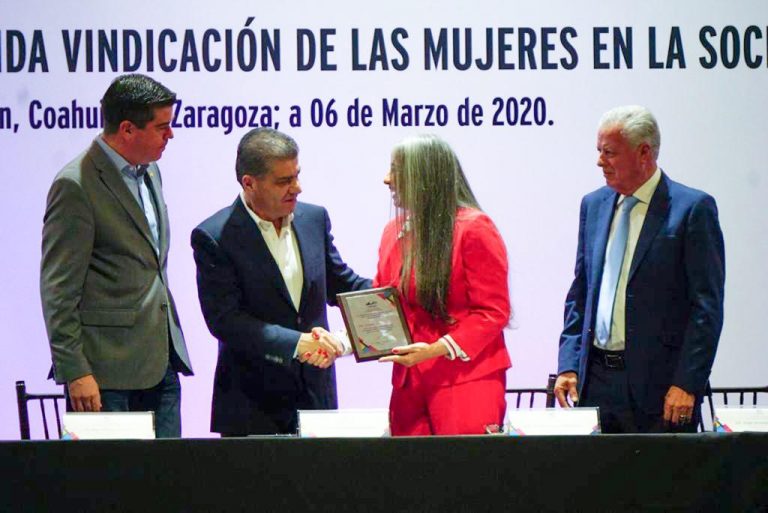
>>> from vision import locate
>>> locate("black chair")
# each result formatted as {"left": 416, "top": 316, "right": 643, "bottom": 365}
{"left": 699, "top": 384, "right": 768, "bottom": 431}
{"left": 505, "top": 373, "right": 557, "bottom": 409}
{"left": 16, "top": 380, "right": 65, "bottom": 440}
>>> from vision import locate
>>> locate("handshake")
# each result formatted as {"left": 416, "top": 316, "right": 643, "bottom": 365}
{"left": 296, "top": 327, "right": 350, "bottom": 369}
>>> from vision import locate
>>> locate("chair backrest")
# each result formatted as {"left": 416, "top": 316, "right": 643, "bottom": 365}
{"left": 505, "top": 374, "right": 557, "bottom": 409}
{"left": 699, "top": 385, "right": 768, "bottom": 432}
{"left": 16, "top": 380, "right": 65, "bottom": 440}
{"left": 711, "top": 386, "right": 768, "bottom": 407}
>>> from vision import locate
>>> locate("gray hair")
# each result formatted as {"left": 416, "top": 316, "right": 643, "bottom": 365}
{"left": 598, "top": 105, "right": 661, "bottom": 159}
{"left": 235, "top": 128, "right": 298, "bottom": 183}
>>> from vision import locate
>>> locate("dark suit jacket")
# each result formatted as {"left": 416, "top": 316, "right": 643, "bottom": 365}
{"left": 40, "top": 139, "right": 192, "bottom": 389}
{"left": 191, "top": 199, "right": 370, "bottom": 435}
{"left": 558, "top": 172, "right": 725, "bottom": 414}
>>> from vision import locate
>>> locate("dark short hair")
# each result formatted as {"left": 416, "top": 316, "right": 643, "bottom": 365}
{"left": 235, "top": 128, "right": 299, "bottom": 184}
{"left": 101, "top": 74, "right": 176, "bottom": 134}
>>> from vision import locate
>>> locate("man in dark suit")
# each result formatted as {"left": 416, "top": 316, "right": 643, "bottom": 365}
{"left": 40, "top": 74, "right": 193, "bottom": 437}
{"left": 554, "top": 105, "right": 725, "bottom": 433}
{"left": 192, "top": 128, "right": 370, "bottom": 436}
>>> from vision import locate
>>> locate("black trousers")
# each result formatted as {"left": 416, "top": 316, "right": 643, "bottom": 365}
{"left": 580, "top": 349, "right": 698, "bottom": 434}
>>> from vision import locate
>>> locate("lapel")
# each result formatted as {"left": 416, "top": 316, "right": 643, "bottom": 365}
{"left": 89, "top": 142, "right": 158, "bottom": 258}
{"left": 628, "top": 172, "right": 670, "bottom": 282}
{"left": 144, "top": 163, "right": 167, "bottom": 258}
{"left": 589, "top": 189, "right": 618, "bottom": 287}
{"left": 230, "top": 198, "right": 297, "bottom": 312}
{"left": 290, "top": 205, "right": 311, "bottom": 315}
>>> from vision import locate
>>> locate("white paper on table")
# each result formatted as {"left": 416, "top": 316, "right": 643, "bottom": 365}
{"left": 62, "top": 412, "right": 155, "bottom": 440}
{"left": 298, "top": 408, "right": 390, "bottom": 438}
{"left": 506, "top": 407, "right": 601, "bottom": 436}
{"left": 714, "top": 407, "right": 768, "bottom": 433}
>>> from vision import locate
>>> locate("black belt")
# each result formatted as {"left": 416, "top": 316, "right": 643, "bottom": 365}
{"left": 590, "top": 347, "right": 626, "bottom": 370}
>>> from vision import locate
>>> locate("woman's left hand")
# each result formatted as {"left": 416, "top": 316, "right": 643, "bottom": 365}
{"left": 378, "top": 342, "right": 447, "bottom": 367}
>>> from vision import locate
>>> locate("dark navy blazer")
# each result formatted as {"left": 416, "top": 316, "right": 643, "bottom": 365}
{"left": 192, "top": 199, "right": 370, "bottom": 434}
{"left": 558, "top": 172, "right": 725, "bottom": 414}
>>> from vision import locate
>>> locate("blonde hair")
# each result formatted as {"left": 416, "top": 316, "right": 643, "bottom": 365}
{"left": 391, "top": 135, "right": 479, "bottom": 320}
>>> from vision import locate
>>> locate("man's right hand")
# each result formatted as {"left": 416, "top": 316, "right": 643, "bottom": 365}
{"left": 68, "top": 374, "right": 102, "bottom": 412}
{"left": 296, "top": 329, "right": 342, "bottom": 369}
{"left": 554, "top": 372, "right": 579, "bottom": 408}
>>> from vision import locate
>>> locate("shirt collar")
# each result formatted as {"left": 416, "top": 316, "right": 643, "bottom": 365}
{"left": 239, "top": 190, "right": 294, "bottom": 234}
{"left": 620, "top": 167, "right": 661, "bottom": 205}
{"left": 95, "top": 135, "right": 147, "bottom": 178}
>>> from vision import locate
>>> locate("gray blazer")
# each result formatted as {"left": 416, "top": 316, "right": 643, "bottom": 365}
{"left": 40, "top": 139, "right": 192, "bottom": 389}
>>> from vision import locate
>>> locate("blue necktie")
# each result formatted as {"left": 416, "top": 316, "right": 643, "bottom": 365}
{"left": 595, "top": 195, "right": 640, "bottom": 347}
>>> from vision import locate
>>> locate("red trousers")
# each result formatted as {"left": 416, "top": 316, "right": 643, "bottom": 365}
{"left": 389, "top": 368, "right": 507, "bottom": 436}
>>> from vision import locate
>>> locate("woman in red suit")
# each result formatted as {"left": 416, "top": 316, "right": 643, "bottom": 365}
{"left": 376, "top": 135, "right": 512, "bottom": 435}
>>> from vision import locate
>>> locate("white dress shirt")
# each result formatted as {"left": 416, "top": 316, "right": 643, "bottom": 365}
{"left": 595, "top": 168, "right": 661, "bottom": 351}
{"left": 239, "top": 191, "right": 303, "bottom": 311}
{"left": 239, "top": 193, "right": 359, "bottom": 358}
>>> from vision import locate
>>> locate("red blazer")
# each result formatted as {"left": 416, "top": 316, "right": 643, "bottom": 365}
{"left": 374, "top": 208, "right": 512, "bottom": 389}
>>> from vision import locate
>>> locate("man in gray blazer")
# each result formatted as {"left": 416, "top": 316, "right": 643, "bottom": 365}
{"left": 40, "top": 74, "right": 193, "bottom": 438}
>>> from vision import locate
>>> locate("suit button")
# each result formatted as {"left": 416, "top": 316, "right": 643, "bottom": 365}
{"left": 297, "top": 316, "right": 303, "bottom": 325}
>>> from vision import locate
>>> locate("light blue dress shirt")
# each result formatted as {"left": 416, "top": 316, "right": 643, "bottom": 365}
{"left": 95, "top": 136, "right": 160, "bottom": 251}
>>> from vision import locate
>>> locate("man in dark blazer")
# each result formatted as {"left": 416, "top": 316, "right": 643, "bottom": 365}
{"left": 192, "top": 128, "right": 370, "bottom": 436}
{"left": 554, "top": 105, "right": 725, "bottom": 433}
{"left": 40, "top": 74, "right": 193, "bottom": 437}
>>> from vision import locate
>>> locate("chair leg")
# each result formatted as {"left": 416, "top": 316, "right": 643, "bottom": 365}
{"left": 545, "top": 374, "right": 557, "bottom": 408}
{"left": 39, "top": 399, "right": 50, "bottom": 440}
{"left": 15, "top": 381, "right": 30, "bottom": 440}
{"left": 54, "top": 398, "right": 63, "bottom": 439}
